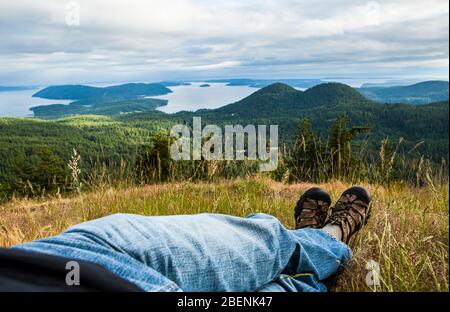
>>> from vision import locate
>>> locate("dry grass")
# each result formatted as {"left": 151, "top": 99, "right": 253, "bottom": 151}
{"left": 0, "top": 177, "right": 448, "bottom": 292}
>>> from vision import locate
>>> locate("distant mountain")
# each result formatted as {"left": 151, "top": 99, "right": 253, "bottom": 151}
{"left": 205, "top": 78, "right": 323, "bottom": 89}
{"left": 359, "top": 80, "right": 418, "bottom": 88}
{"left": 32, "top": 83, "right": 172, "bottom": 100}
{"left": 358, "top": 81, "right": 449, "bottom": 104}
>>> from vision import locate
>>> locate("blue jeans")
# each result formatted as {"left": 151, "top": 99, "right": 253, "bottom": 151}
{"left": 13, "top": 213, "right": 351, "bottom": 292}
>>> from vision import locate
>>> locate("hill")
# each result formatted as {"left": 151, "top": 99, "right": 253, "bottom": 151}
{"left": 32, "top": 83, "right": 172, "bottom": 100}
{"left": 198, "top": 82, "right": 373, "bottom": 118}
{"left": 358, "top": 81, "right": 449, "bottom": 104}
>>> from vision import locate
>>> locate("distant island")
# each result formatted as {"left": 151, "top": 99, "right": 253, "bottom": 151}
{"left": 200, "top": 84, "right": 211, "bottom": 88}
{"left": 33, "top": 83, "right": 172, "bottom": 101}
{"left": 205, "top": 78, "right": 324, "bottom": 89}
{"left": 30, "top": 98, "right": 168, "bottom": 117}
{"left": 159, "top": 81, "right": 191, "bottom": 87}
{"left": 0, "top": 86, "right": 37, "bottom": 92}
{"left": 358, "top": 81, "right": 449, "bottom": 105}
{"left": 30, "top": 82, "right": 173, "bottom": 117}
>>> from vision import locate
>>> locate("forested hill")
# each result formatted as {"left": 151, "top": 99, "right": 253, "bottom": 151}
{"left": 32, "top": 83, "right": 172, "bottom": 100}
{"left": 203, "top": 82, "right": 373, "bottom": 118}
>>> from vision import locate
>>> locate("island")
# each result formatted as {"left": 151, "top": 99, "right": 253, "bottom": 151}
{"left": 30, "top": 98, "right": 168, "bottom": 117}
{"left": 32, "top": 82, "right": 172, "bottom": 100}
{"left": 30, "top": 82, "right": 173, "bottom": 117}
{"left": 0, "top": 86, "right": 37, "bottom": 92}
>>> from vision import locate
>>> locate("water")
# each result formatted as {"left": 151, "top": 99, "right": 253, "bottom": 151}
{"left": 153, "top": 82, "right": 258, "bottom": 113}
{"left": 0, "top": 88, "right": 72, "bottom": 117}
{"left": 0, "top": 82, "right": 258, "bottom": 117}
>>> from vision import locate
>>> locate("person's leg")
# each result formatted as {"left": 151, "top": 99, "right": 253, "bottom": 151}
{"left": 13, "top": 212, "right": 351, "bottom": 292}
{"left": 258, "top": 227, "right": 351, "bottom": 292}
{"left": 13, "top": 216, "right": 183, "bottom": 292}
{"left": 322, "top": 224, "right": 343, "bottom": 241}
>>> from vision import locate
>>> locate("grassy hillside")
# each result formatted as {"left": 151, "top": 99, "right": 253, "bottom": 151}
{"left": 0, "top": 177, "right": 447, "bottom": 292}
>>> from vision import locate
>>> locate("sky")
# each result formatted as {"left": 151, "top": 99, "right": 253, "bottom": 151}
{"left": 0, "top": 0, "right": 448, "bottom": 86}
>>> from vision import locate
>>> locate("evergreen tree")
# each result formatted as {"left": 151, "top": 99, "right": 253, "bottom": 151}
{"left": 290, "top": 118, "right": 324, "bottom": 181}
{"left": 135, "top": 134, "right": 174, "bottom": 183}
{"left": 327, "top": 116, "right": 370, "bottom": 178}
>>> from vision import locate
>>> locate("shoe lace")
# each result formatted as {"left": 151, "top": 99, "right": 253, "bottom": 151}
{"left": 296, "top": 199, "right": 329, "bottom": 224}
{"left": 331, "top": 194, "right": 368, "bottom": 230}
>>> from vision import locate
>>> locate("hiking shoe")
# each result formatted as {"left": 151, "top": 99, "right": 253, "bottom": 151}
{"left": 295, "top": 187, "right": 332, "bottom": 229}
{"left": 327, "top": 186, "right": 372, "bottom": 244}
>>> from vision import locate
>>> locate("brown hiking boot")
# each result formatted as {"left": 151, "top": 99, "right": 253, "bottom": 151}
{"left": 327, "top": 186, "right": 372, "bottom": 244}
{"left": 295, "top": 187, "right": 332, "bottom": 229}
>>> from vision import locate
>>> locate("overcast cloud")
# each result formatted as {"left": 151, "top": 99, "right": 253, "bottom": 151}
{"left": 0, "top": 0, "right": 448, "bottom": 85}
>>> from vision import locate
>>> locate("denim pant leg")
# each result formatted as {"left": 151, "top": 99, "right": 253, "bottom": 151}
{"left": 14, "top": 213, "right": 350, "bottom": 292}
{"left": 259, "top": 228, "right": 352, "bottom": 292}
{"left": 258, "top": 275, "right": 327, "bottom": 292}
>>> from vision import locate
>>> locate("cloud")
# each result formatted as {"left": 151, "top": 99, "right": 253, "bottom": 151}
{"left": 0, "top": 0, "right": 448, "bottom": 85}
